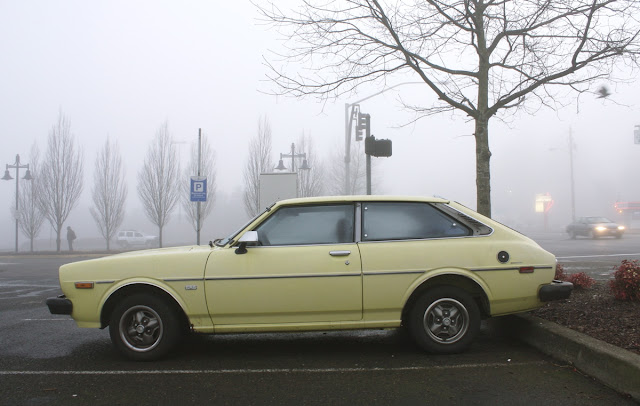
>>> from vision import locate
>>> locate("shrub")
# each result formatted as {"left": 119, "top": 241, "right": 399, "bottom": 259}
{"left": 565, "top": 272, "right": 596, "bottom": 289}
{"left": 554, "top": 264, "right": 567, "bottom": 281}
{"left": 609, "top": 260, "right": 640, "bottom": 301}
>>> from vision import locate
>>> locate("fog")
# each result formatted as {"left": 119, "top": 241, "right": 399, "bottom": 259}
{"left": 1, "top": 1, "right": 639, "bottom": 251}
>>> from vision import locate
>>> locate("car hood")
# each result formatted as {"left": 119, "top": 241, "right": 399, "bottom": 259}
{"left": 59, "top": 245, "right": 214, "bottom": 282}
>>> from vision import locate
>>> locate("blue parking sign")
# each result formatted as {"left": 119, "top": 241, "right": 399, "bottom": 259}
{"left": 190, "top": 176, "right": 207, "bottom": 202}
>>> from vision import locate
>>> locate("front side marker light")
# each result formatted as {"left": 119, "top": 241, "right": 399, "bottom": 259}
{"left": 75, "top": 282, "right": 94, "bottom": 289}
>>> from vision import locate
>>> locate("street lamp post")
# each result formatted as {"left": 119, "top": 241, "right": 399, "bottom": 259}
{"left": 2, "top": 154, "right": 33, "bottom": 252}
{"left": 275, "top": 143, "right": 310, "bottom": 172}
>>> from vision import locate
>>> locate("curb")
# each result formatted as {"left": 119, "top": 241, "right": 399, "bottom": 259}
{"left": 506, "top": 313, "right": 640, "bottom": 402}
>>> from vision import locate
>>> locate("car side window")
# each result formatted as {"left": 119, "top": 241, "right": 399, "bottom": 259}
{"left": 254, "top": 204, "right": 354, "bottom": 246}
{"left": 362, "top": 202, "right": 471, "bottom": 241}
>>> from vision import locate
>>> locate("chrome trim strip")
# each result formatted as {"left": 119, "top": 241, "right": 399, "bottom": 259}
{"left": 96, "top": 280, "right": 115, "bottom": 284}
{"left": 363, "top": 270, "right": 425, "bottom": 276}
{"left": 471, "top": 266, "right": 553, "bottom": 272}
{"left": 163, "top": 278, "right": 205, "bottom": 282}
{"left": 357, "top": 234, "right": 488, "bottom": 244}
{"left": 206, "top": 272, "right": 361, "bottom": 281}
{"left": 355, "top": 203, "right": 362, "bottom": 243}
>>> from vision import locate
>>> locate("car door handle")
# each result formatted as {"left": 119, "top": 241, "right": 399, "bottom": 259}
{"left": 329, "top": 250, "right": 351, "bottom": 257}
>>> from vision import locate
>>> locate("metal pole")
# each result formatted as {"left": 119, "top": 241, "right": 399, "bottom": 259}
{"left": 344, "top": 103, "right": 351, "bottom": 195}
{"left": 290, "top": 143, "right": 295, "bottom": 172}
{"left": 197, "top": 129, "right": 202, "bottom": 245}
{"left": 366, "top": 153, "right": 371, "bottom": 195}
{"left": 569, "top": 127, "right": 576, "bottom": 222}
{"left": 14, "top": 159, "right": 19, "bottom": 253}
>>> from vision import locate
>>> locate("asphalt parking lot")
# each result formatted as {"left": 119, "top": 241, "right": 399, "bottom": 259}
{"left": 2, "top": 250, "right": 639, "bottom": 405}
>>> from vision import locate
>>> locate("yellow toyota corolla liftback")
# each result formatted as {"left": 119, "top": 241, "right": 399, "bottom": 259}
{"left": 47, "top": 196, "right": 572, "bottom": 361}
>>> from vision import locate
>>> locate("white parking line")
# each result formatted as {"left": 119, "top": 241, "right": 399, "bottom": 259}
{"left": 0, "top": 361, "right": 547, "bottom": 376}
{"left": 21, "top": 319, "right": 72, "bottom": 321}
{"left": 557, "top": 253, "right": 640, "bottom": 259}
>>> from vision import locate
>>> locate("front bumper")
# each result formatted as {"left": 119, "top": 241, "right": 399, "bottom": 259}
{"left": 46, "top": 295, "right": 73, "bottom": 315}
{"left": 539, "top": 280, "right": 573, "bottom": 302}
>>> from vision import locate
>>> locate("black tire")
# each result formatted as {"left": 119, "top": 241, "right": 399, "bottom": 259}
{"left": 109, "top": 293, "right": 182, "bottom": 361}
{"left": 407, "top": 286, "right": 480, "bottom": 354}
{"left": 569, "top": 231, "right": 576, "bottom": 240}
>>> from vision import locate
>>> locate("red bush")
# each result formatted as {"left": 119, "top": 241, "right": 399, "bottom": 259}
{"left": 609, "top": 260, "right": 640, "bottom": 301}
{"left": 554, "top": 264, "right": 567, "bottom": 281}
{"left": 565, "top": 272, "right": 596, "bottom": 289}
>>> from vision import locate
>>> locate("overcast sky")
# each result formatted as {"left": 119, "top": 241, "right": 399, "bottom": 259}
{"left": 1, "top": 1, "right": 640, "bottom": 249}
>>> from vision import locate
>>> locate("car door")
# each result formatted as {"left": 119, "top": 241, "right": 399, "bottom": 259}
{"left": 357, "top": 202, "right": 475, "bottom": 321}
{"left": 204, "top": 203, "right": 362, "bottom": 326}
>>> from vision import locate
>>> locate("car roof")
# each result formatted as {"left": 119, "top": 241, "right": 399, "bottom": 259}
{"left": 274, "top": 195, "right": 450, "bottom": 206}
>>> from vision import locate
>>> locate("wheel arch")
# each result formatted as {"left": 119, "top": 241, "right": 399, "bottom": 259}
{"left": 401, "top": 273, "right": 490, "bottom": 326}
{"left": 100, "top": 283, "right": 190, "bottom": 332}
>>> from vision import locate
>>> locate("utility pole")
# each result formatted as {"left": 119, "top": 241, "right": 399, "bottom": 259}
{"left": 569, "top": 127, "right": 576, "bottom": 222}
{"left": 197, "top": 128, "right": 202, "bottom": 245}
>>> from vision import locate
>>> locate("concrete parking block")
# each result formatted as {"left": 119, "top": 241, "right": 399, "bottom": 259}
{"left": 506, "top": 313, "right": 640, "bottom": 402}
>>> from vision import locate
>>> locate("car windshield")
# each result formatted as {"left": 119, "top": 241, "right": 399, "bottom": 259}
{"left": 214, "top": 211, "right": 265, "bottom": 247}
{"left": 586, "top": 217, "right": 613, "bottom": 223}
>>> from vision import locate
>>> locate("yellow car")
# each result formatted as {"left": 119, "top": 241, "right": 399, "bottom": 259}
{"left": 47, "top": 196, "right": 572, "bottom": 360}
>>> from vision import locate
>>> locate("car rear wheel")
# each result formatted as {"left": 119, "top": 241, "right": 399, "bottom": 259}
{"left": 407, "top": 286, "right": 480, "bottom": 354}
{"left": 109, "top": 293, "right": 182, "bottom": 361}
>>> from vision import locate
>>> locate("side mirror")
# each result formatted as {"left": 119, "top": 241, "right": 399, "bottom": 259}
{"left": 235, "top": 231, "right": 259, "bottom": 254}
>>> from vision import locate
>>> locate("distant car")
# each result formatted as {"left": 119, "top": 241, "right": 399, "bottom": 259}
{"left": 116, "top": 230, "right": 158, "bottom": 248}
{"left": 47, "top": 195, "right": 572, "bottom": 361}
{"left": 566, "top": 217, "right": 625, "bottom": 239}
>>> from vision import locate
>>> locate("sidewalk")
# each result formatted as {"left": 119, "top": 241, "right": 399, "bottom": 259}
{"left": 505, "top": 314, "right": 640, "bottom": 402}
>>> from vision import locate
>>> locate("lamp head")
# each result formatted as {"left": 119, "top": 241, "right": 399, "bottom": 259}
{"left": 275, "top": 159, "right": 287, "bottom": 171}
{"left": 299, "top": 159, "right": 311, "bottom": 170}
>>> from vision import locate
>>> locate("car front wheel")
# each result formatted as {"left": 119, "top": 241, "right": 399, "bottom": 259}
{"left": 109, "top": 293, "right": 182, "bottom": 361}
{"left": 407, "top": 286, "right": 480, "bottom": 354}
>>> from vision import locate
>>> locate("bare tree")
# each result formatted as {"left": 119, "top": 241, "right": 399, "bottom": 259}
{"left": 138, "top": 122, "right": 180, "bottom": 248}
{"left": 326, "top": 141, "right": 370, "bottom": 196}
{"left": 90, "top": 138, "right": 127, "bottom": 250}
{"left": 14, "top": 143, "right": 45, "bottom": 252}
{"left": 258, "top": 0, "right": 640, "bottom": 217}
{"left": 38, "top": 112, "right": 84, "bottom": 252}
{"left": 181, "top": 133, "right": 217, "bottom": 237}
{"left": 296, "top": 133, "right": 324, "bottom": 197}
{"left": 243, "top": 117, "right": 274, "bottom": 217}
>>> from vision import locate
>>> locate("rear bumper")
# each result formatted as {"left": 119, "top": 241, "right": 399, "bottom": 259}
{"left": 46, "top": 295, "right": 73, "bottom": 315}
{"left": 539, "top": 280, "right": 573, "bottom": 302}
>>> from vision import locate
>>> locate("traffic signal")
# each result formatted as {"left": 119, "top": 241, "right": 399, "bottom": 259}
{"left": 356, "top": 113, "right": 370, "bottom": 141}
{"left": 365, "top": 135, "right": 392, "bottom": 157}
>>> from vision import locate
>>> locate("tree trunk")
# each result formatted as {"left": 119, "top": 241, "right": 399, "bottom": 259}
{"left": 159, "top": 225, "right": 163, "bottom": 248}
{"left": 475, "top": 10, "right": 492, "bottom": 218}
{"left": 55, "top": 228, "right": 61, "bottom": 252}
{"left": 475, "top": 116, "right": 492, "bottom": 217}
